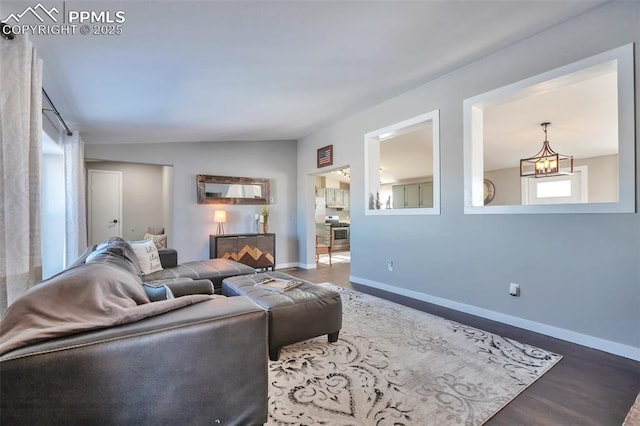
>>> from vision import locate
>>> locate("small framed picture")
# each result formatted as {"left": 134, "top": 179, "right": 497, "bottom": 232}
{"left": 317, "top": 145, "right": 333, "bottom": 168}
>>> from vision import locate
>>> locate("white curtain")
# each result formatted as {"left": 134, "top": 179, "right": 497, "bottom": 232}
{"left": 0, "top": 34, "right": 43, "bottom": 310}
{"left": 62, "top": 132, "right": 87, "bottom": 266}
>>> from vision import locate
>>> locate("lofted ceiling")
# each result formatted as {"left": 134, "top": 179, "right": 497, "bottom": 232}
{"left": 1, "top": 0, "right": 608, "bottom": 145}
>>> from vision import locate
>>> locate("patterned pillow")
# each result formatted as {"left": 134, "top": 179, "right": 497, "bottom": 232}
{"left": 129, "top": 239, "right": 163, "bottom": 275}
{"left": 144, "top": 232, "right": 167, "bottom": 249}
{"left": 147, "top": 226, "right": 165, "bottom": 235}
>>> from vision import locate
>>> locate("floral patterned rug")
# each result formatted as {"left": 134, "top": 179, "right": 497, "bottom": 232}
{"left": 267, "top": 284, "right": 562, "bottom": 425}
{"left": 624, "top": 393, "right": 640, "bottom": 426}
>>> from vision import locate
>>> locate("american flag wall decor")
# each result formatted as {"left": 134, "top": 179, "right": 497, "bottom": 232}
{"left": 317, "top": 145, "right": 333, "bottom": 168}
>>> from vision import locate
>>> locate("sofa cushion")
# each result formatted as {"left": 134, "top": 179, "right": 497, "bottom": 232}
{"left": 86, "top": 237, "right": 141, "bottom": 276}
{"left": 144, "top": 258, "right": 256, "bottom": 290}
{"left": 129, "top": 239, "right": 163, "bottom": 275}
{"left": 162, "top": 278, "right": 214, "bottom": 297}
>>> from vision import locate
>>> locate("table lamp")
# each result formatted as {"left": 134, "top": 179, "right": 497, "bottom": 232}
{"left": 214, "top": 210, "right": 226, "bottom": 235}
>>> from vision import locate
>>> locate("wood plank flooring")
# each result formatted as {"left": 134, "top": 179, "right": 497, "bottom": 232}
{"left": 281, "top": 262, "right": 640, "bottom": 425}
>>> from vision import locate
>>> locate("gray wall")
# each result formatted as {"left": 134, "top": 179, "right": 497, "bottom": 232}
{"left": 297, "top": 2, "right": 639, "bottom": 357}
{"left": 87, "top": 161, "right": 166, "bottom": 242}
{"left": 85, "top": 140, "right": 298, "bottom": 266}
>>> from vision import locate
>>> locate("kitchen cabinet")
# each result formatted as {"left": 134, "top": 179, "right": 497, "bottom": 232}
{"left": 392, "top": 182, "right": 433, "bottom": 208}
{"left": 342, "top": 189, "right": 349, "bottom": 211}
{"left": 392, "top": 186, "right": 405, "bottom": 209}
{"left": 320, "top": 188, "right": 349, "bottom": 210}
{"left": 325, "top": 188, "right": 342, "bottom": 207}
{"left": 420, "top": 183, "right": 433, "bottom": 208}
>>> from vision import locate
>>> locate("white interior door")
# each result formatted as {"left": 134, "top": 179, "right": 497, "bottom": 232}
{"left": 522, "top": 166, "right": 588, "bottom": 205}
{"left": 88, "top": 169, "right": 122, "bottom": 245}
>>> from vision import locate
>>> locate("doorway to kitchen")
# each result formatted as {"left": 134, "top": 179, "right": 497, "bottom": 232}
{"left": 313, "top": 167, "right": 351, "bottom": 267}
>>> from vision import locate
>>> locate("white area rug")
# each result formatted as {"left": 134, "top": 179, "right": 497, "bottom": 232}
{"left": 267, "top": 283, "right": 561, "bottom": 425}
{"left": 624, "top": 392, "right": 640, "bottom": 426}
{"left": 318, "top": 252, "right": 350, "bottom": 264}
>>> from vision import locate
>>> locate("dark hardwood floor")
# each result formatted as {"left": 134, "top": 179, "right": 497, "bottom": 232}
{"left": 282, "top": 262, "right": 640, "bottom": 425}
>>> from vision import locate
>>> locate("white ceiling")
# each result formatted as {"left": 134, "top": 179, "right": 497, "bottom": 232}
{"left": 380, "top": 125, "right": 433, "bottom": 183}
{"left": 483, "top": 70, "right": 618, "bottom": 171}
{"left": 2, "top": 0, "right": 607, "bottom": 145}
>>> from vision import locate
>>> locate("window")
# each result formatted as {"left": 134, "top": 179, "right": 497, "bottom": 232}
{"left": 464, "top": 44, "right": 634, "bottom": 214}
{"left": 522, "top": 166, "right": 588, "bottom": 206}
{"left": 41, "top": 131, "right": 65, "bottom": 278}
{"left": 537, "top": 181, "right": 571, "bottom": 198}
{"left": 365, "top": 109, "right": 440, "bottom": 215}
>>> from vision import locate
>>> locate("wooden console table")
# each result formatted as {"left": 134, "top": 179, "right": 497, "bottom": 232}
{"left": 210, "top": 233, "right": 276, "bottom": 271}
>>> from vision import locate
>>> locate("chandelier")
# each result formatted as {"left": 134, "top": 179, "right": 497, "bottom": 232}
{"left": 520, "top": 122, "right": 573, "bottom": 178}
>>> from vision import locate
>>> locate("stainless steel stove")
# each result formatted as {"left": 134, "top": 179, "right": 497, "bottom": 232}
{"left": 325, "top": 216, "right": 349, "bottom": 250}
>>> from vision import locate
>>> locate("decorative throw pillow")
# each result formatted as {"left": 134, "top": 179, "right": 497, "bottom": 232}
{"left": 142, "top": 283, "right": 175, "bottom": 301}
{"left": 129, "top": 239, "right": 163, "bottom": 275}
{"left": 144, "top": 232, "right": 167, "bottom": 249}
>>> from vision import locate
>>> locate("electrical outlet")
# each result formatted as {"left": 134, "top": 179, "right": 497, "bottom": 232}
{"left": 387, "top": 260, "right": 393, "bottom": 272}
{"left": 509, "top": 283, "right": 520, "bottom": 297}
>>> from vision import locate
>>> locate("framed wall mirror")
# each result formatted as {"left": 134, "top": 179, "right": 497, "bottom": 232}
{"left": 196, "top": 175, "right": 270, "bottom": 205}
{"left": 365, "top": 109, "right": 440, "bottom": 215}
{"left": 464, "top": 43, "right": 635, "bottom": 214}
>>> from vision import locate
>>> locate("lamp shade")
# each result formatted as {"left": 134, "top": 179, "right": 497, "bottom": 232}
{"left": 214, "top": 210, "right": 227, "bottom": 223}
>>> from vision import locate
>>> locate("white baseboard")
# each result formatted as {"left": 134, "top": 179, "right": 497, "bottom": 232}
{"left": 276, "top": 262, "right": 306, "bottom": 270}
{"left": 350, "top": 275, "right": 640, "bottom": 362}
{"left": 277, "top": 262, "right": 317, "bottom": 270}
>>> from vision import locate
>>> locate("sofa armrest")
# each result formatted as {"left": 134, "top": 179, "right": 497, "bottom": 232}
{"left": 158, "top": 248, "right": 178, "bottom": 268}
{"left": 164, "top": 278, "right": 214, "bottom": 297}
{"left": 1, "top": 297, "right": 268, "bottom": 425}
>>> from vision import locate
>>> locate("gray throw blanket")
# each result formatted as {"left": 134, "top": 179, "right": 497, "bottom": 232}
{"left": 0, "top": 262, "right": 214, "bottom": 356}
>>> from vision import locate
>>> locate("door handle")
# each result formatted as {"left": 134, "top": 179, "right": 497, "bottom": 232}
{"left": 110, "top": 219, "right": 118, "bottom": 224}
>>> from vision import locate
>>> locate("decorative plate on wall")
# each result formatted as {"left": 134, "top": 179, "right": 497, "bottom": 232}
{"left": 483, "top": 179, "right": 495, "bottom": 205}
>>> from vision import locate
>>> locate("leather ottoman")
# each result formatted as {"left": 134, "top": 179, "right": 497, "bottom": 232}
{"left": 222, "top": 272, "right": 342, "bottom": 361}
